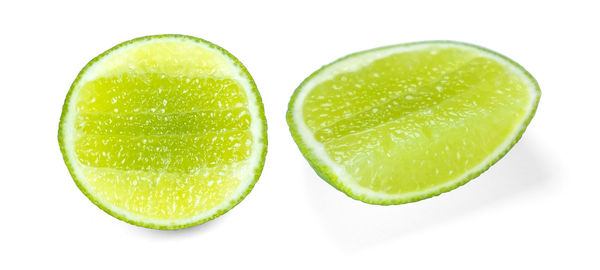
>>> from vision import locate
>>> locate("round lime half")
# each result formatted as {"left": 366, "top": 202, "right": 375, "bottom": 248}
{"left": 59, "top": 35, "right": 267, "bottom": 229}
{"left": 287, "top": 41, "right": 540, "bottom": 205}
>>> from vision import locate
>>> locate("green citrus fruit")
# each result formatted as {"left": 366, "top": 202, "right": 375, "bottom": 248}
{"left": 59, "top": 35, "right": 267, "bottom": 229}
{"left": 287, "top": 41, "right": 540, "bottom": 205}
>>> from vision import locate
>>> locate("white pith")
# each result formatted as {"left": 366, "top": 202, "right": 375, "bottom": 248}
{"left": 291, "top": 42, "right": 539, "bottom": 201}
{"left": 61, "top": 36, "right": 266, "bottom": 227}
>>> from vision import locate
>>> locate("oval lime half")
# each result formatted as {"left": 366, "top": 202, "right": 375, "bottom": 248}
{"left": 287, "top": 41, "right": 540, "bottom": 205}
{"left": 59, "top": 35, "right": 267, "bottom": 229}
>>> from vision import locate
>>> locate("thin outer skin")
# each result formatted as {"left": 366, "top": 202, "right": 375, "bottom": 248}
{"left": 286, "top": 40, "right": 541, "bottom": 205}
{"left": 58, "top": 34, "right": 268, "bottom": 230}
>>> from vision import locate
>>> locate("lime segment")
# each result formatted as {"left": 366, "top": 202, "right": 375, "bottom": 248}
{"left": 288, "top": 41, "right": 539, "bottom": 204}
{"left": 59, "top": 35, "right": 267, "bottom": 229}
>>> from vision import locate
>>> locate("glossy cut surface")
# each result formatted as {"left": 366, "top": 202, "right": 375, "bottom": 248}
{"left": 288, "top": 41, "right": 539, "bottom": 204}
{"left": 59, "top": 35, "right": 267, "bottom": 229}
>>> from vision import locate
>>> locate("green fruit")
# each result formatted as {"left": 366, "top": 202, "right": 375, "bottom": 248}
{"left": 59, "top": 35, "right": 267, "bottom": 229}
{"left": 287, "top": 41, "right": 540, "bottom": 205}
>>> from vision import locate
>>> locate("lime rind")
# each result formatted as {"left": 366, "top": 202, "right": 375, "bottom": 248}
{"left": 59, "top": 34, "right": 267, "bottom": 229}
{"left": 287, "top": 40, "right": 540, "bottom": 205}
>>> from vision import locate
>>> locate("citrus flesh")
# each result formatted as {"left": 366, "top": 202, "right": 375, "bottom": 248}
{"left": 59, "top": 35, "right": 267, "bottom": 229}
{"left": 287, "top": 41, "right": 540, "bottom": 204}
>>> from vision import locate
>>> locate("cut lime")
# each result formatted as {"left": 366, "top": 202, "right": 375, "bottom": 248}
{"left": 287, "top": 41, "right": 540, "bottom": 205}
{"left": 59, "top": 35, "right": 267, "bottom": 229}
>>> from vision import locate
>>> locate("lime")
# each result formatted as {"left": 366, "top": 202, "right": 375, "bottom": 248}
{"left": 287, "top": 41, "right": 540, "bottom": 205}
{"left": 59, "top": 35, "right": 267, "bottom": 229}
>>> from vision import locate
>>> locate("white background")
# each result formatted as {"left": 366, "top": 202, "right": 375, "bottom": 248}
{"left": 1, "top": 0, "right": 598, "bottom": 269}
